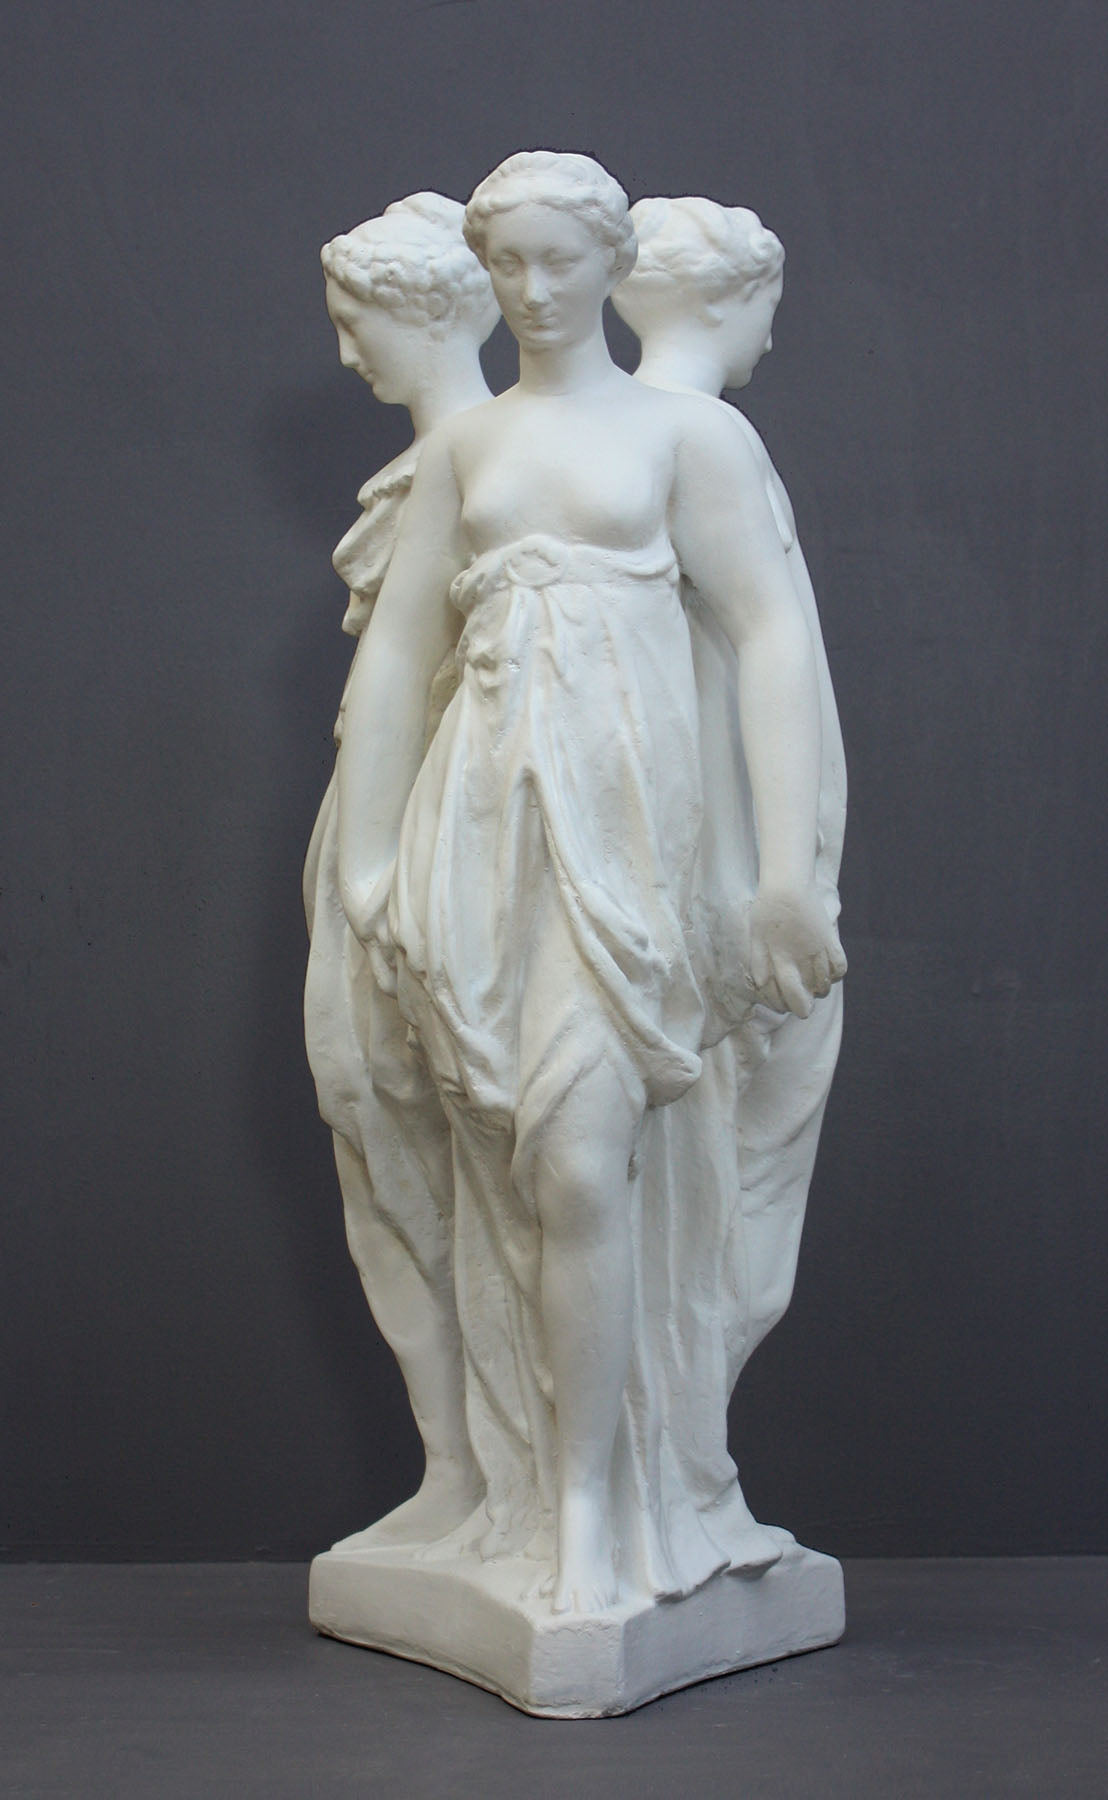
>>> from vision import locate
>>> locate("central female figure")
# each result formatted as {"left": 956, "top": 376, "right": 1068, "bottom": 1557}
{"left": 337, "top": 153, "right": 844, "bottom": 1614}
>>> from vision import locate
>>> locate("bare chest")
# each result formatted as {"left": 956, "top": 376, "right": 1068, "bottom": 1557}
{"left": 455, "top": 405, "right": 674, "bottom": 554}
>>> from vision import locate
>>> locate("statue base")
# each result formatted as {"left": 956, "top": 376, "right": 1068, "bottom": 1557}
{"left": 308, "top": 1534, "right": 845, "bottom": 1717}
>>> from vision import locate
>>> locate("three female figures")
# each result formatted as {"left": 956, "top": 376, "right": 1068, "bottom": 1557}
{"left": 305, "top": 155, "right": 846, "bottom": 1620}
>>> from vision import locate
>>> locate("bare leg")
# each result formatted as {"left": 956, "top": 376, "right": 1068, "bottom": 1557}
{"left": 529, "top": 1065, "right": 640, "bottom": 1613}
{"left": 330, "top": 1132, "right": 484, "bottom": 1549}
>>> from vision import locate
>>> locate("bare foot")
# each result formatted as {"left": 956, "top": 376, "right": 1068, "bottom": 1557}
{"left": 551, "top": 1489, "right": 619, "bottom": 1615}
{"left": 331, "top": 1464, "right": 485, "bottom": 1553}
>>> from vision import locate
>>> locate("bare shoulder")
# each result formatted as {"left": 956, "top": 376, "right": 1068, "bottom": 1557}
{"left": 711, "top": 403, "right": 792, "bottom": 510}
{"left": 716, "top": 399, "right": 773, "bottom": 469}
{"left": 620, "top": 381, "right": 718, "bottom": 431}
{"left": 441, "top": 389, "right": 516, "bottom": 447}
{"left": 696, "top": 401, "right": 795, "bottom": 544}
{"left": 661, "top": 389, "right": 767, "bottom": 491}
{"left": 405, "top": 405, "right": 495, "bottom": 497}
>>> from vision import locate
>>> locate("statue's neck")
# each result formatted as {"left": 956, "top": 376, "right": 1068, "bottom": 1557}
{"left": 408, "top": 344, "right": 490, "bottom": 440}
{"left": 517, "top": 326, "right": 618, "bottom": 397}
{"left": 635, "top": 332, "right": 725, "bottom": 400}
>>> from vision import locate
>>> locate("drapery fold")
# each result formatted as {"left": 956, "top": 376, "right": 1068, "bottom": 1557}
{"left": 387, "top": 534, "right": 785, "bottom": 1598}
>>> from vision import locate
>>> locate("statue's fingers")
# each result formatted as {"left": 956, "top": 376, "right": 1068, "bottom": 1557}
{"left": 808, "top": 948, "right": 833, "bottom": 998}
{"left": 773, "top": 958, "right": 814, "bottom": 1019}
{"left": 757, "top": 972, "right": 788, "bottom": 1014}
{"left": 827, "top": 927, "right": 848, "bottom": 982}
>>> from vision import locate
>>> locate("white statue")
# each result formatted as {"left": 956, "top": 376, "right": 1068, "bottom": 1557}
{"left": 307, "top": 154, "right": 847, "bottom": 1716}
{"left": 613, "top": 196, "right": 846, "bottom": 1405}
{"left": 304, "top": 192, "right": 496, "bottom": 1547}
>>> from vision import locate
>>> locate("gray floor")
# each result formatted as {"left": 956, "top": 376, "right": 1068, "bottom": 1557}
{"left": 2, "top": 1560, "right": 1105, "bottom": 1798}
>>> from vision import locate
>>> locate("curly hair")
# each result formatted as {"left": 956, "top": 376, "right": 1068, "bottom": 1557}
{"left": 463, "top": 151, "right": 638, "bottom": 282}
{"left": 321, "top": 191, "right": 496, "bottom": 333}
{"left": 615, "top": 196, "right": 784, "bottom": 316}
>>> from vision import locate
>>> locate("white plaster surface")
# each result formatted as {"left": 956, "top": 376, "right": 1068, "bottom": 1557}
{"left": 304, "top": 153, "right": 847, "bottom": 1713}
{"left": 309, "top": 1535, "right": 845, "bottom": 1718}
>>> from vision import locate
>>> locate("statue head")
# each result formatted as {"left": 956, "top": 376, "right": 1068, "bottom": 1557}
{"left": 462, "top": 152, "right": 637, "bottom": 354}
{"left": 613, "top": 196, "right": 785, "bottom": 390}
{"left": 321, "top": 192, "right": 498, "bottom": 403}
{"left": 463, "top": 151, "right": 637, "bottom": 283}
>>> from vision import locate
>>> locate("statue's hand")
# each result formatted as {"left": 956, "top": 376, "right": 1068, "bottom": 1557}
{"left": 344, "top": 863, "right": 398, "bottom": 995}
{"left": 747, "top": 885, "right": 847, "bottom": 1018}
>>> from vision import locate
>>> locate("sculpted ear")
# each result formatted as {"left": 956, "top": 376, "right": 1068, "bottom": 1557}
{"left": 608, "top": 242, "right": 638, "bottom": 288}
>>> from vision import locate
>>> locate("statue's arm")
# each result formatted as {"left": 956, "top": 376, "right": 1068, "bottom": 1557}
{"left": 727, "top": 409, "right": 848, "bottom": 839}
{"left": 336, "top": 431, "right": 464, "bottom": 942}
{"left": 671, "top": 408, "right": 846, "bottom": 1013}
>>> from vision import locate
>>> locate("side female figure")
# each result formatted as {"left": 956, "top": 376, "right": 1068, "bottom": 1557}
{"left": 304, "top": 193, "right": 497, "bottom": 1548}
{"left": 337, "top": 154, "right": 846, "bottom": 1612}
{"left": 612, "top": 197, "right": 846, "bottom": 1397}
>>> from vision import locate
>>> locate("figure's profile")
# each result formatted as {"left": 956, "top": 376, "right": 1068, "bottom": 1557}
{"left": 305, "top": 152, "right": 848, "bottom": 1716}
{"left": 304, "top": 192, "right": 495, "bottom": 1548}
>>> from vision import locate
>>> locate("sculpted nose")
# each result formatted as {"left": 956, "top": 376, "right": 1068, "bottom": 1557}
{"left": 522, "top": 268, "right": 549, "bottom": 307}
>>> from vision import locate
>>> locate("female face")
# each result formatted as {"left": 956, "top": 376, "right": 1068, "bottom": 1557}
{"left": 325, "top": 276, "right": 424, "bottom": 405}
{"left": 482, "top": 203, "right": 615, "bottom": 352}
{"left": 718, "top": 271, "right": 783, "bottom": 389}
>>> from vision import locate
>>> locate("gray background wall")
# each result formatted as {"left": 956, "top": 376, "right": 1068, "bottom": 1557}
{"left": 3, "top": 0, "right": 1105, "bottom": 1560}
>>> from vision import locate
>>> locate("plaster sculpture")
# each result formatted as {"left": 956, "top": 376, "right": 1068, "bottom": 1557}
{"left": 306, "top": 154, "right": 847, "bottom": 1716}
{"left": 612, "top": 196, "right": 846, "bottom": 1411}
{"left": 304, "top": 192, "right": 497, "bottom": 1547}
